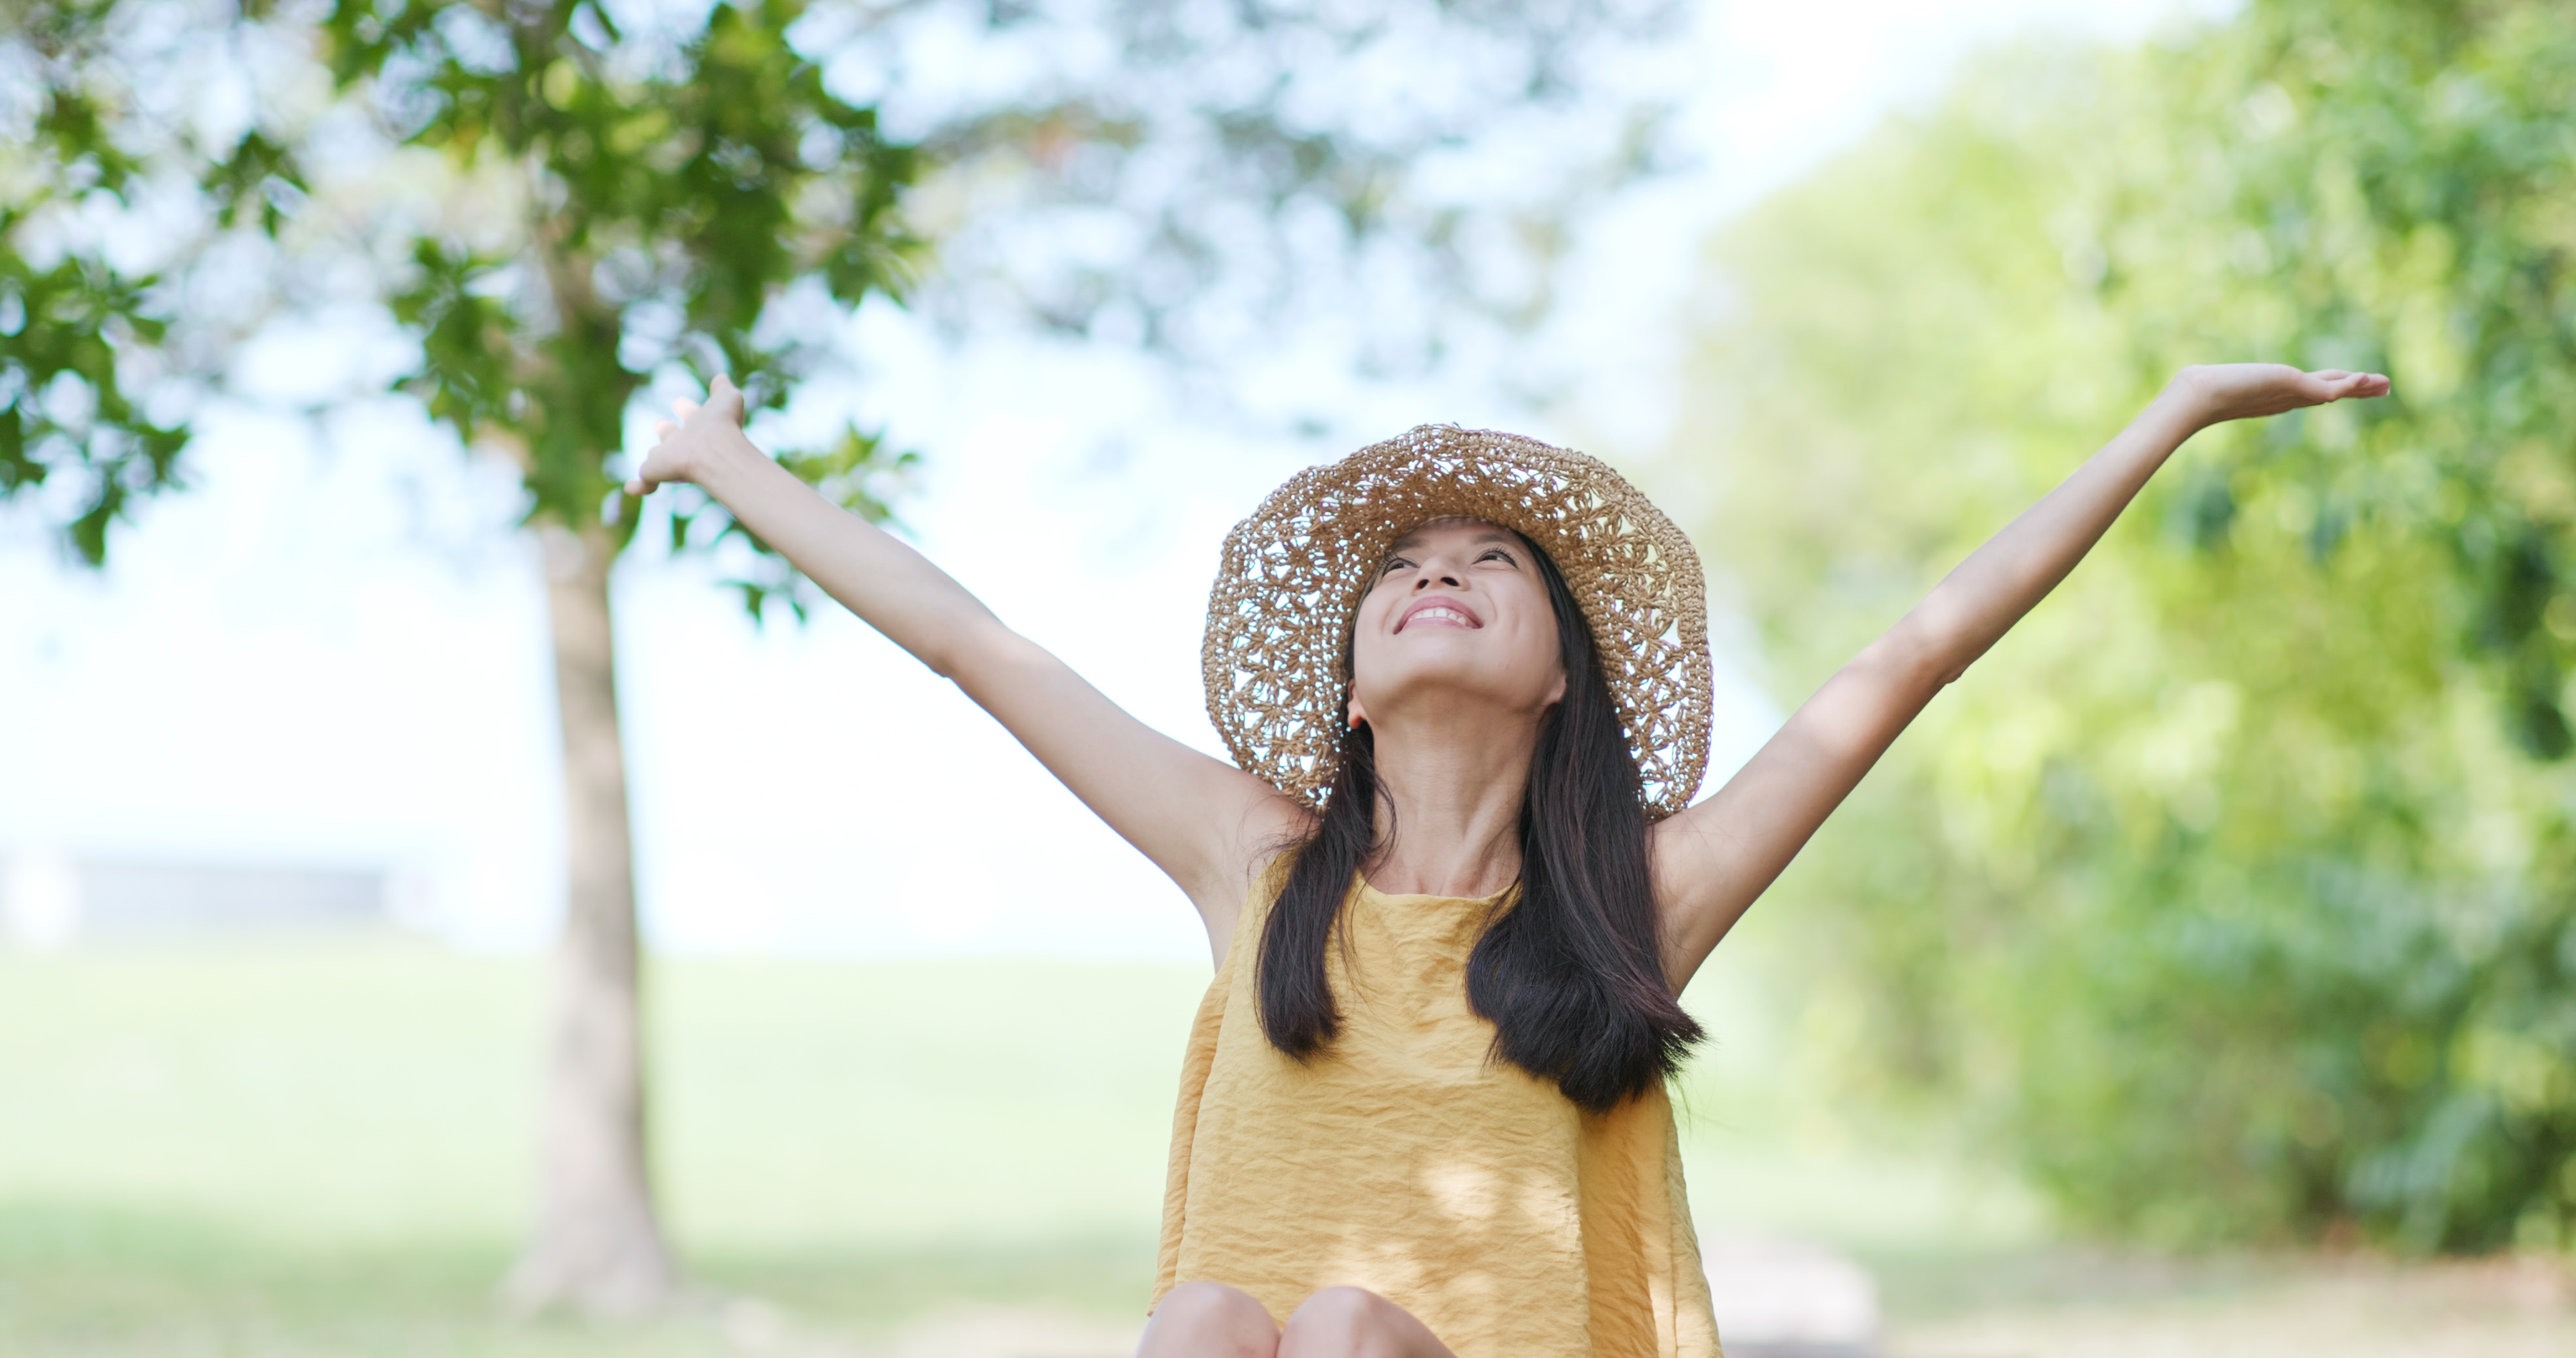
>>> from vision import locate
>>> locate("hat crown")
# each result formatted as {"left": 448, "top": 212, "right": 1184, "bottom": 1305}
{"left": 1202, "top": 425, "right": 1713, "bottom": 819}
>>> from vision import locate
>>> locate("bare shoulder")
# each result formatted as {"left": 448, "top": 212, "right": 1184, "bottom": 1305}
{"left": 1183, "top": 790, "right": 1313, "bottom": 966}
{"left": 1645, "top": 796, "right": 1752, "bottom": 989}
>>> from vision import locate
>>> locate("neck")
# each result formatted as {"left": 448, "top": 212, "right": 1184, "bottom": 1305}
{"left": 1362, "top": 701, "right": 1544, "bottom": 899}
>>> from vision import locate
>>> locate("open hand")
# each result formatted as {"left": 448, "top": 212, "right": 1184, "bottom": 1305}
{"left": 624, "top": 374, "right": 749, "bottom": 497}
{"left": 2169, "top": 363, "right": 2391, "bottom": 429}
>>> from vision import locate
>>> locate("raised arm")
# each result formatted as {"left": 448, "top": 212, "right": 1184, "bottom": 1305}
{"left": 627, "top": 379, "right": 1306, "bottom": 956}
{"left": 1650, "top": 364, "right": 2391, "bottom": 987}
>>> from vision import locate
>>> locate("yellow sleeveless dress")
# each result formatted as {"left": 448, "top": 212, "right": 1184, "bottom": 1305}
{"left": 1154, "top": 870, "right": 1722, "bottom": 1357}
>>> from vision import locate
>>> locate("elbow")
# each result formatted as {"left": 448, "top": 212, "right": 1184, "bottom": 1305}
{"left": 919, "top": 633, "right": 982, "bottom": 681}
{"left": 1922, "top": 646, "right": 1978, "bottom": 691}
{"left": 929, "top": 618, "right": 1033, "bottom": 686}
{"left": 913, "top": 627, "right": 977, "bottom": 680}
{"left": 1890, "top": 596, "right": 1996, "bottom": 687}
{"left": 1854, "top": 625, "right": 1968, "bottom": 698}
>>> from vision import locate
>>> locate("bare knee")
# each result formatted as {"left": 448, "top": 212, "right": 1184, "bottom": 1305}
{"left": 1139, "top": 1280, "right": 1278, "bottom": 1358}
{"left": 1279, "top": 1287, "right": 1440, "bottom": 1358}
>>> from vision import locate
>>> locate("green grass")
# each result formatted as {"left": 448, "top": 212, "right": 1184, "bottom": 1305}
{"left": 0, "top": 946, "right": 1198, "bottom": 1352}
{"left": 0, "top": 935, "right": 2048, "bottom": 1353}
{"left": 0, "top": 1201, "right": 1154, "bottom": 1357}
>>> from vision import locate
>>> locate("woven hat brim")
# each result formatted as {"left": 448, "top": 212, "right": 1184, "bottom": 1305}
{"left": 1200, "top": 425, "right": 1713, "bottom": 820}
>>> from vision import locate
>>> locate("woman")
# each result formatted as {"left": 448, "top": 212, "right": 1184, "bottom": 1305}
{"left": 628, "top": 362, "right": 2388, "bottom": 1356}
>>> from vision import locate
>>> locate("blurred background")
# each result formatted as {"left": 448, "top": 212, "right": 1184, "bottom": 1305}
{"left": 6, "top": 0, "right": 2575, "bottom": 1353}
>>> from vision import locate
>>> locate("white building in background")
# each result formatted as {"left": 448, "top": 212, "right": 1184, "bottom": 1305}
{"left": 0, "top": 849, "right": 422, "bottom": 948}
{"left": 1, "top": 851, "right": 80, "bottom": 948}
{"left": 1702, "top": 1236, "right": 1883, "bottom": 1358}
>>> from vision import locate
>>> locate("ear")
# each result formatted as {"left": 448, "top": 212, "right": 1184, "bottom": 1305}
{"left": 1546, "top": 671, "right": 1567, "bottom": 707}
{"left": 1347, "top": 698, "right": 1368, "bottom": 730}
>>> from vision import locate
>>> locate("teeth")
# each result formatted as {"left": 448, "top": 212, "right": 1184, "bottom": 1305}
{"left": 1411, "top": 607, "right": 1468, "bottom": 625}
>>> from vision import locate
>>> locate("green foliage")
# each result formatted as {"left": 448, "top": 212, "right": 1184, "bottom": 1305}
{"left": 0, "top": 0, "right": 921, "bottom": 608}
{"left": 321, "top": 0, "right": 922, "bottom": 611}
{"left": 0, "top": 0, "right": 217, "bottom": 563}
{"left": 1682, "top": 0, "right": 2576, "bottom": 1252}
{"left": 859, "top": 0, "right": 1684, "bottom": 363}
{"left": 7, "top": 0, "right": 1680, "bottom": 603}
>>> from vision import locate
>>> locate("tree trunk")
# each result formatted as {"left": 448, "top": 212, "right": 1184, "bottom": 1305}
{"left": 503, "top": 521, "right": 680, "bottom": 1315}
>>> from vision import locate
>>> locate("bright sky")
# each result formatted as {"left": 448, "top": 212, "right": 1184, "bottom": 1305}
{"left": 0, "top": 0, "right": 2234, "bottom": 958}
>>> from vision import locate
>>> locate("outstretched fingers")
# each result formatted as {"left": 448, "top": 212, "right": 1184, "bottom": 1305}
{"left": 706, "top": 372, "right": 746, "bottom": 423}
{"left": 625, "top": 377, "right": 746, "bottom": 497}
{"left": 2302, "top": 367, "right": 2391, "bottom": 405}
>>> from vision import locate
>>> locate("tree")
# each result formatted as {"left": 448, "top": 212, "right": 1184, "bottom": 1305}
{"left": 13, "top": 0, "right": 923, "bottom": 1309}
{"left": 1, "top": 0, "right": 212, "bottom": 562}
{"left": 1675, "top": 0, "right": 2576, "bottom": 1252}
{"left": 315, "top": 0, "right": 924, "bottom": 1309}
{"left": 5, "top": 0, "right": 1687, "bottom": 1313}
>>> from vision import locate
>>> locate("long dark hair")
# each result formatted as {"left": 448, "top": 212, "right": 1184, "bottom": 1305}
{"left": 1253, "top": 537, "right": 1703, "bottom": 1112}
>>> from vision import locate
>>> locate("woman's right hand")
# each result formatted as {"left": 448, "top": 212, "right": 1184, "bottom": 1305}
{"left": 624, "top": 374, "right": 751, "bottom": 497}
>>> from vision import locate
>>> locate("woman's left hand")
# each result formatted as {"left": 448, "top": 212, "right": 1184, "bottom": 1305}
{"left": 2166, "top": 362, "right": 2392, "bottom": 430}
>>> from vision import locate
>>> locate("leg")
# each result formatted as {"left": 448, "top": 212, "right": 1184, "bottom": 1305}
{"left": 1275, "top": 1287, "right": 1455, "bottom": 1358}
{"left": 1138, "top": 1280, "right": 1280, "bottom": 1358}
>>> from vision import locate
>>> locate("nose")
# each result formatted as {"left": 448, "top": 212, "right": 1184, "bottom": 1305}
{"left": 1414, "top": 570, "right": 1461, "bottom": 591}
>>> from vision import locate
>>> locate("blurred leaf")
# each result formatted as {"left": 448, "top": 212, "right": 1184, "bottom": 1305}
{"left": 1681, "top": 0, "right": 2576, "bottom": 1253}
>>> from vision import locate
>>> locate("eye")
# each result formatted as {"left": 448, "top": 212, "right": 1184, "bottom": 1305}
{"left": 1379, "top": 555, "right": 1416, "bottom": 577}
{"left": 1478, "top": 547, "right": 1517, "bottom": 566}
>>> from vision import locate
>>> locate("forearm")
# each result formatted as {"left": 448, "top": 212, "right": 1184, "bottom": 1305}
{"left": 1655, "top": 364, "right": 2387, "bottom": 982}
{"left": 1887, "top": 385, "right": 2206, "bottom": 683}
{"left": 1653, "top": 390, "right": 2206, "bottom": 979}
{"left": 693, "top": 436, "right": 1007, "bottom": 675}
{"left": 627, "top": 385, "right": 1308, "bottom": 935}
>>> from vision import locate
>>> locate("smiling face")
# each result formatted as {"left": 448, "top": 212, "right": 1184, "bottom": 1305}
{"left": 1346, "top": 517, "right": 1567, "bottom": 730}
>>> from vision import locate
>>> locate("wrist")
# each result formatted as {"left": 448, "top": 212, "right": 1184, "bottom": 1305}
{"left": 2147, "top": 371, "right": 2216, "bottom": 440}
{"left": 690, "top": 427, "right": 771, "bottom": 502}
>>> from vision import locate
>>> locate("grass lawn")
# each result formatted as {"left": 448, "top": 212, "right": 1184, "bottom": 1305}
{"left": 0, "top": 946, "right": 1196, "bottom": 1354}
{"left": 0, "top": 931, "right": 2019, "bottom": 1351}
{"left": 14, "top": 937, "right": 2555, "bottom": 1356}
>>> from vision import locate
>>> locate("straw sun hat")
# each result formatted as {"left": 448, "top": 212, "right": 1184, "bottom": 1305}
{"left": 1201, "top": 425, "right": 1714, "bottom": 821}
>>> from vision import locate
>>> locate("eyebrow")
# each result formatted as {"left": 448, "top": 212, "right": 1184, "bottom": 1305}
{"left": 1386, "top": 527, "right": 1521, "bottom": 555}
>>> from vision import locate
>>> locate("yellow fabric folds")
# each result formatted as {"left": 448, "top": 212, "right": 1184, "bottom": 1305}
{"left": 1154, "top": 871, "right": 1721, "bottom": 1357}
